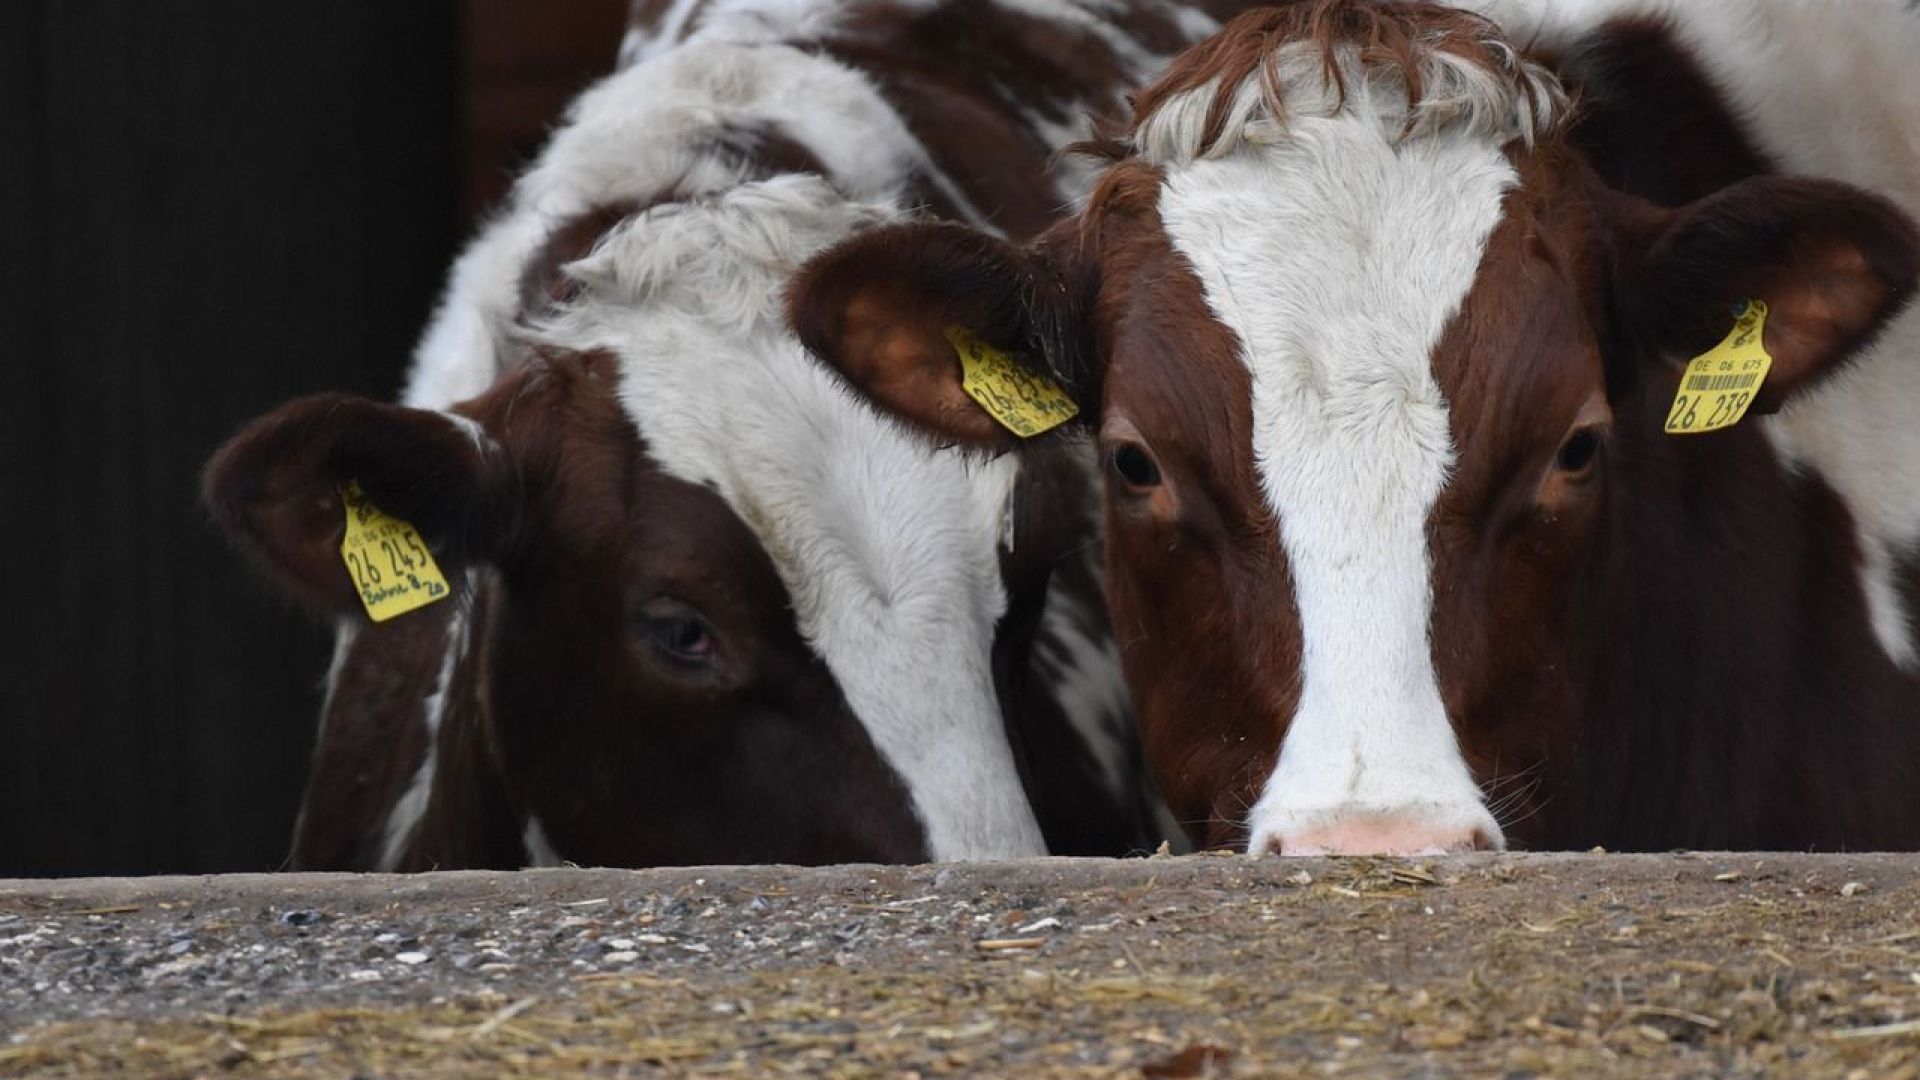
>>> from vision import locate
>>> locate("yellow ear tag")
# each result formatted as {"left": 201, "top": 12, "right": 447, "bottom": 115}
{"left": 339, "top": 481, "right": 452, "bottom": 622}
{"left": 946, "top": 326, "right": 1079, "bottom": 438}
{"left": 1665, "top": 299, "right": 1772, "bottom": 435}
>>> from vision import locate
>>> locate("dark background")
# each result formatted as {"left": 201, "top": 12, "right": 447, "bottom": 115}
{"left": 1, "top": 2, "right": 626, "bottom": 876}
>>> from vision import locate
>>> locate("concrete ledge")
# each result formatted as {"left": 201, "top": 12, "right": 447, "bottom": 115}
{"left": 4, "top": 854, "right": 1918, "bottom": 1077}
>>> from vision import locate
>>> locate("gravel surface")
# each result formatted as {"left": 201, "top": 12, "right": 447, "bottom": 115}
{"left": 2, "top": 854, "right": 1918, "bottom": 1077}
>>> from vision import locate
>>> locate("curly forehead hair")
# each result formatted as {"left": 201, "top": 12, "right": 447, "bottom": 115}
{"left": 1079, "top": 0, "right": 1566, "bottom": 169}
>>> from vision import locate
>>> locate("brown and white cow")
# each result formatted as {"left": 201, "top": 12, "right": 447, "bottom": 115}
{"left": 205, "top": 0, "right": 1264, "bottom": 871}
{"left": 790, "top": 1, "right": 1920, "bottom": 854}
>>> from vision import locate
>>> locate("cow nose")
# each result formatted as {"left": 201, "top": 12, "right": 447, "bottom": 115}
{"left": 1262, "top": 814, "right": 1500, "bottom": 857}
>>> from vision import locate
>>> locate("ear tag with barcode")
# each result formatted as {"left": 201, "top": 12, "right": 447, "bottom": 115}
{"left": 339, "top": 481, "right": 451, "bottom": 622}
{"left": 947, "top": 326, "right": 1079, "bottom": 438}
{"left": 1665, "top": 299, "right": 1772, "bottom": 435}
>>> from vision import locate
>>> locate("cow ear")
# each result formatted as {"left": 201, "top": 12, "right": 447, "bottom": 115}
{"left": 788, "top": 221, "right": 1092, "bottom": 451}
{"left": 203, "top": 394, "right": 514, "bottom": 617}
{"left": 1615, "top": 176, "right": 1920, "bottom": 411}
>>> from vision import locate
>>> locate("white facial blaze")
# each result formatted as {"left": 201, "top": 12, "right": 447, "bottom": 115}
{"left": 1155, "top": 103, "right": 1518, "bottom": 853}
{"left": 545, "top": 177, "right": 1047, "bottom": 861}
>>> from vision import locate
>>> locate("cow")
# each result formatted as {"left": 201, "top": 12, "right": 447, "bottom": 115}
{"left": 788, "top": 0, "right": 1920, "bottom": 855}
{"left": 204, "top": 0, "right": 1258, "bottom": 871}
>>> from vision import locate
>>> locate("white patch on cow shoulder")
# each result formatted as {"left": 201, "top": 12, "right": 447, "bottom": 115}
{"left": 1146, "top": 47, "right": 1562, "bottom": 852}
{"left": 522, "top": 817, "right": 564, "bottom": 868}
{"left": 405, "top": 30, "right": 988, "bottom": 409}
{"left": 376, "top": 600, "right": 469, "bottom": 872}
{"left": 538, "top": 175, "right": 1048, "bottom": 861}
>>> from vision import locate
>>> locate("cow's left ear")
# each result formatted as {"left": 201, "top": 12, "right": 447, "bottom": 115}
{"left": 203, "top": 394, "right": 516, "bottom": 616}
{"left": 1613, "top": 176, "right": 1919, "bottom": 411}
{"left": 788, "top": 220, "right": 1095, "bottom": 451}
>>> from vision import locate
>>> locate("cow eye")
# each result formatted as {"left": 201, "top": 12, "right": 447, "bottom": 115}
{"left": 636, "top": 600, "right": 717, "bottom": 666}
{"left": 1109, "top": 441, "right": 1162, "bottom": 490}
{"left": 1555, "top": 428, "right": 1604, "bottom": 475}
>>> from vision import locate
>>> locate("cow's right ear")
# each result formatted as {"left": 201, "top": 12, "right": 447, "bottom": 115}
{"left": 788, "top": 221, "right": 1092, "bottom": 450}
{"left": 203, "top": 394, "right": 515, "bottom": 616}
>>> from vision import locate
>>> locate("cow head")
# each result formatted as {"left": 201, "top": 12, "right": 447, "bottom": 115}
{"left": 206, "top": 177, "right": 1124, "bottom": 867}
{"left": 790, "top": 4, "right": 1920, "bottom": 853}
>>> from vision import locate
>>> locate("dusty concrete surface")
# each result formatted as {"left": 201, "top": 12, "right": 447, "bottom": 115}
{"left": 1, "top": 854, "right": 1918, "bottom": 1077}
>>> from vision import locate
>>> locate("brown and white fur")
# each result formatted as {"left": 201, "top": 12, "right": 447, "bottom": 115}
{"left": 789, "top": 1, "right": 1920, "bottom": 855}
{"left": 205, "top": 0, "right": 1265, "bottom": 871}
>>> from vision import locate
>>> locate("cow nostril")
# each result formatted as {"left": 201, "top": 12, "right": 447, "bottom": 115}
{"left": 1467, "top": 826, "right": 1501, "bottom": 853}
{"left": 1261, "top": 833, "right": 1286, "bottom": 857}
